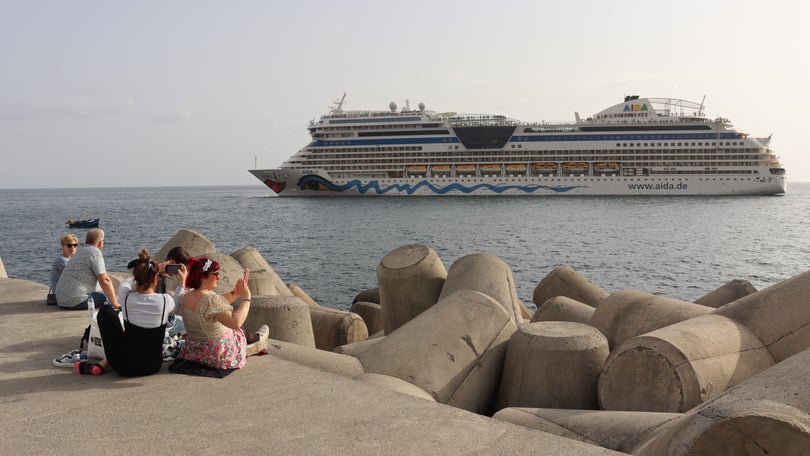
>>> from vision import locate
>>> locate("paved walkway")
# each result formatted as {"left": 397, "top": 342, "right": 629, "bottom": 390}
{"left": 0, "top": 278, "right": 623, "bottom": 455}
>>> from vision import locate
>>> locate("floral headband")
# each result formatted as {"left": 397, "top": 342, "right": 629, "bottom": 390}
{"left": 202, "top": 258, "right": 213, "bottom": 272}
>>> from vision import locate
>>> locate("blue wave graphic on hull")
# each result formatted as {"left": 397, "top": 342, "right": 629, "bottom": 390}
{"left": 297, "top": 176, "right": 586, "bottom": 195}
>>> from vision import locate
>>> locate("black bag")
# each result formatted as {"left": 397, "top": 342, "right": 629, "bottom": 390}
{"left": 46, "top": 288, "right": 57, "bottom": 306}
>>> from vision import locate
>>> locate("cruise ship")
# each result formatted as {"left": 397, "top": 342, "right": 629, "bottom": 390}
{"left": 249, "top": 94, "right": 786, "bottom": 196}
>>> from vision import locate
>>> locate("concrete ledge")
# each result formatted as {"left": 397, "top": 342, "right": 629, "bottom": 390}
{"left": 0, "top": 278, "right": 622, "bottom": 455}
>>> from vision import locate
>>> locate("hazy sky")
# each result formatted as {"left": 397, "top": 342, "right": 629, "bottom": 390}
{"left": 2, "top": 0, "right": 808, "bottom": 189}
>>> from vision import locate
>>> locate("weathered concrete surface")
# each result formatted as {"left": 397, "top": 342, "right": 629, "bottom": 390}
{"left": 633, "top": 347, "right": 810, "bottom": 455}
{"left": 531, "top": 296, "right": 595, "bottom": 324}
{"left": 496, "top": 321, "right": 608, "bottom": 411}
{"left": 439, "top": 253, "right": 524, "bottom": 326}
{"left": 693, "top": 279, "right": 757, "bottom": 308}
{"left": 377, "top": 244, "right": 446, "bottom": 334}
{"left": 358, "top": 289, "right": 517, "bottom": 415}
{"left": 231, "top": 246, "right": 293, "bottom": 297}
{"left": 308, "top": 305, "right": 368, "bottom": 351}
{"left": 350, "top": 300, "right": 383, "bottom": 335}
{"left": 493, "top": 408, "right": 682, "bottom": 453}
{"left": 591, "top": 290, "right": 713, "bottom": 349}
{"left": 154, "top": 228, "right": 216, "bottom": 261}
{"left": 0, "top": 278, "right": 623, "bottom": 456}
{"left": 713, "top": 269, "right": 810, "bottom": 362}
{"left": 533, "top": 266, "right": 608, "bottom": 309}
{"left": 245, "top": 295, "right": 316, "bottom": 348}
{"left": 598, "top": 314, "right": 775, "bottom": 412}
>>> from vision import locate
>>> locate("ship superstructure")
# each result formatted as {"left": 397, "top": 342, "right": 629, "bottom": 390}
{"left": 249, "top": 94, "right": 786, "bottom": 196}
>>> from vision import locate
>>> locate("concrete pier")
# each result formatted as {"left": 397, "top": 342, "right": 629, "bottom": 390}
{"left": 0, "top": 278, "right": 622, "bottom": 455}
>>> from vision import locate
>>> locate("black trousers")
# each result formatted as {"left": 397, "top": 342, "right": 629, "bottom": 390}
{"left": 96, "top": 305, "right": 165, "bottom": 377}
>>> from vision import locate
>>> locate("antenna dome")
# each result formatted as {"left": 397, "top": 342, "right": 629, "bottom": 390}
{"left": 389, "top": 101, "right": 398, "bottom": 113}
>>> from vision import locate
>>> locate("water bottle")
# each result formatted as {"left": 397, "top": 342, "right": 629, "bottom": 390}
{"left": 87, "top": 296, "right": 95, "bottom": 318}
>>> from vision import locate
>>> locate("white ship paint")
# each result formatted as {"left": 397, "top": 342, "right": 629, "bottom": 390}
{"left": 249, "top": 94, "right": 787, "bottom": 196}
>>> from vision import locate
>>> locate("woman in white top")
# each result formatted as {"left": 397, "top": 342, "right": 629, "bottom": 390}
{"left": 76, "top": 249, "right": 186, "bottom": 376}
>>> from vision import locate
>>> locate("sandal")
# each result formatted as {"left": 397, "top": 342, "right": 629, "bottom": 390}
{"left": 74, "top": 361, "right": 104, "bottom": 376}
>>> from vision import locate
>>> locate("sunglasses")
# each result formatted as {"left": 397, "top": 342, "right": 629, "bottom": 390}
{"left": 64, "top": 244, "right": 79, "bottom": 248}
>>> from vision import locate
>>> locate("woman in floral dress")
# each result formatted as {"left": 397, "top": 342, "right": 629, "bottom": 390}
{"left": 177, "top": 256, "right": 260, "bottom": 370}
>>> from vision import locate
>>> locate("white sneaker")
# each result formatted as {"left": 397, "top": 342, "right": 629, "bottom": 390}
{"left": 247, "top": 325, "right": 270, "bottom": 356}
{"left": 53, "top": 349, "right": 85, "bottom": 368}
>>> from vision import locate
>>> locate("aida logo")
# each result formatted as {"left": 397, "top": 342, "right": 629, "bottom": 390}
{"left": 623, "top": 103, "right": 648, "bottom": 112}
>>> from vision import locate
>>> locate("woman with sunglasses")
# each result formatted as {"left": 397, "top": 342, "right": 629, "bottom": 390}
{"left": 76, "top": 248, "right": 184, "bottom": 376}
{"left": 173, "top": 255, "right": 266, "bottom": 371}
{"left": 47, "top": 233, "right": 79, "bottom": 305}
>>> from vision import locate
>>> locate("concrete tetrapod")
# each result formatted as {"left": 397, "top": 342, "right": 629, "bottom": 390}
{"left": 155, "top": 229, "right": 217, "bottom": 261}
{"left": 598, "top": 314, "right": 775, "bottom": 412}
{"left": 358, "top": 289, "right": 517, "bottom": 415}
{"left": 533, "top": 266, "right": 609, "bottom": 309}
{"left": 591, "top": 290, "right": 713, "bottom": 349}
{"left": 264, "top": 337, "right": 365, "bottom": 378}
{"left": 438, "top": 253, "right": 524, "bottom": 326}
{"left": 230, "top": 246, "right": 293, "bottom": 298}
{"left": 496, "top": 321, "right": 609, "bottom": 411}
{"left": 713, "top": 269, "right": 810, "bottom": 362}
{"left": 309, "top": 306, "right": 368, "bottom": 351}
{"left": 693, "top": 279, "right": 757, "bottom": 308}
{"left": 350, "top": 301, "right": 383, "bottom": 335}
{"left": 492, "top": 408, "right": 682, "bottom": 453}
{"left": 633, "top": 346, "right": 810, "bottom": 455}
{"left": 244, "top": 295, "right": 316, "bottom": 348}
{"left": 355, "top": 373, "right": 436, "bottom": 401}
{"left": 376, "top": 244, "right": 446, "bottom": 334}
{"left": 531, "top": 296, "right": 595, "bottom": 324}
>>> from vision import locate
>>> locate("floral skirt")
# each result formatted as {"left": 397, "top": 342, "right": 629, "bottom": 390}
{"left": 178, "top": 328, "right": 247, "bottom": 370}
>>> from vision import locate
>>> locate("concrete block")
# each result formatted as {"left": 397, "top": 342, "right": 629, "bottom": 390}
{"left": 332, "top": 336, "right": 384, "bottom": 357}
{"left": 377, "top": 244, "right": 446, "bottom": 334}
{"left": 264, "top": 337, "right": 365, "bottom": 379}
{"left": 492, "top": 408, "right": 682, "bottom": 453}
{"left": 350, "top": 301, "right": 382, "bottom": 335}
{"left": 230, "top": 246, "right": 292, "bottom": 297}
{"left": 288, "top": 283, "right": 320, "bottom": 307}
{"left": 355, "top": 373, "right": 436, "bottom": 401}
{"left": 0, "top": 256, "right": 6, "bottom": 278}
{"left": 353, "top": 287, "right": 380, "bottom": 304}
{"left": 533, "top": 266, "right": 608, "bottom": 309}
{"left": 245, "top": 295, "right": 316, "bottom": 348}
{"left": 598, "top": 314, "right": 775, "bottom": 413}
{"left": 439, "top": 253, "right": 523, "bottom": 326}
{"left": 634, "top": 347, "right": 810, "bottom": 455}
{"left": 358, "top": 289, "right": 517, "bottom": 415}
{"left": 496, "top": 321, "right": 609, "bottom": 411}
{"left": 693, "top": 279, "right": 757, "bottom": 308}
{"left": 531, "top": 296, "right": 595, "bottom": 324}
{"left": 591, "top": 290, "right": 713, "bottom": 349}
{"left": 309, "top": 306, "right": 368, "bottom": 351}
{"left": 155, "top": 229, "right": 216, "bottom": 261}
{"left": 713, "top": 269, "right": 810, "bottom": 362}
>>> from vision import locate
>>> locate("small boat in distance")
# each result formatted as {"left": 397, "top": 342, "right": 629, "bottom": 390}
{"left": 67, "top": 218, "right": 100, "bottom": 228}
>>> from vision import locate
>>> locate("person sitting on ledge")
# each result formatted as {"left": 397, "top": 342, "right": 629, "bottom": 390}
{"left": 47, "top": 233, "right": 79, "bottom": 305}
{"left": 76, "top": 249, "right": 184, "bottom": 376}
{"left": 54, "top": 228, "right": 120, "bottom": 310}
{"left": 175, "top": 256, "right": 267, "bottom": 371}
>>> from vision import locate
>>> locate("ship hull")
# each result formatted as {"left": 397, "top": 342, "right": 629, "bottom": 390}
{"left": 249, "top": 169, "right": 786, "bottom": 197}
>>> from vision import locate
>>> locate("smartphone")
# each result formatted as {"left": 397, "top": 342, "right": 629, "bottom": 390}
{"left": 165, "top": 264, "right": 180, "bottom": 275}
{"left": 243, "top": 268, "right": 250, "bottom": 282}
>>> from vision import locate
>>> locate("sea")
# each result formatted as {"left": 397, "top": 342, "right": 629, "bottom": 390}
{"left": 1, "top": 184, "right": 809, "bottom": 310}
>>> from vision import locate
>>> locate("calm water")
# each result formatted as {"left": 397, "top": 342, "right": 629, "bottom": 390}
{"left": 2, "top": 184, "right": 809, "bottom": 310}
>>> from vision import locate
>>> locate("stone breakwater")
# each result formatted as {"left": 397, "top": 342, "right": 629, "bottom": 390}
{"left": 13, "top": 229, "right": 810, "bottom": 455}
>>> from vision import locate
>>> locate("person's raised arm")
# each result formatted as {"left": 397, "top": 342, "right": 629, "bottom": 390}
{"left": 97, "top": 273, "right": 120, "bottom": 309}
{"left": 216, "top": 278, "right": 251, "bottom": 329}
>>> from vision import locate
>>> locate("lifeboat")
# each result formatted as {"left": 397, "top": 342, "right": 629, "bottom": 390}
{"left": 563, "top": 162, "right": 589, "bottom": 170}
{"left": 505, "top": 164, "right": 526, "bottom": 174}
{"left": 431, "top": 165, "right": 451, "bottom": 175}
{"left": 594, "top": 162, "right": 620, "bottom": 173}
{"left": 456, "top": 164, "right": 476, "bottom": 174}
{"left": 480, "top": 164, "right": 501, "bottom": 174}
{"left": 531, "top": 162, "right": 557, "bottom": 174}
{"left": 407, "top": 165, "right": 427, "bottom": 174}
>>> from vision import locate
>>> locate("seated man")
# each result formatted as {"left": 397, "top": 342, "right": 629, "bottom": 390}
{"left": 55, "top": 228, "right": 121, "bottom": 310}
